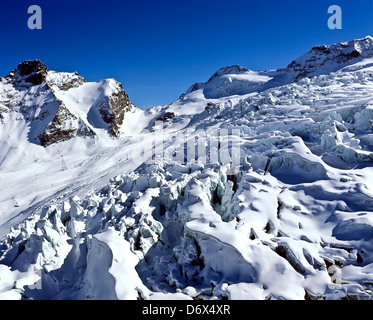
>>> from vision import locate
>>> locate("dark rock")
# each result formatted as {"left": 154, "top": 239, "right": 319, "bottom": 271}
{"left": 156, "top": 111, "right": 176, "bottom": 122}
{"left": 275, "top": 243, "right": 307, "bottom": 274}
{"left": 38, "top": 102, "right": 95, "bottom": 147}
{"left": 17, "top": 60, "right": 49, "bottom": 85}
{"left": 311, "top": 45, "right": 331, "bottom": 54}
{"left": 26, "top": 72, "right": 46, "bottom": 85}
{"left": 95, "top": 82, "right": 136, "bottom": 137}
{"left": 17, "top": 60, "right": 48, "bottom": 77}
{"left": 346, "top": 49, "right": 361, "bottom": 59}
{"left": 38, "top": 103, "right": 78, "bottom": 147}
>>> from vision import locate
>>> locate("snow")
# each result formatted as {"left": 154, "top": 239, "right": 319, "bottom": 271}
{"left": 2, "top": 36, "right": 373, "bottom": 300}
{"left": 286, "top": 36, "right": 373, "bottom": 79}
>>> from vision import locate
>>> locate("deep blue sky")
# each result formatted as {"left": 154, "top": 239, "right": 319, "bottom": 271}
{"left": 1, "top": 0, "right": 373, "bottom": 108}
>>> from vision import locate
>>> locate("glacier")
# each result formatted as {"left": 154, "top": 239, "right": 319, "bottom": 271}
{"left": 1, "top": 36, "right": 373, "bottom": 300}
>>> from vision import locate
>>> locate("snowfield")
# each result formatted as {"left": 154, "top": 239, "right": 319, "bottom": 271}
{"left": 1, "top": 36, "right": 373, "bottom": 300}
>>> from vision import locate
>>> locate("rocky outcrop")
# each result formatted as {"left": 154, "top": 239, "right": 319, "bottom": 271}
{"left": 38, "top": 102, "right": 95, "bottom": 147}
{"left": 156, "top": 111, "right": 176, "bottom": 122}
{"left": 46, "top": 71, "right": 87, "bottom": 91}
{"left": 15, "top": 60, "right": 49, "bottom": 85}
{"left": 93, "top": 80, "right": 138, "bottom": 137}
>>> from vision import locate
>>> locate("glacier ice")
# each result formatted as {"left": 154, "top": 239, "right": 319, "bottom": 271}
{"left": 2, "top": 37, "right": 373, "bottom": 300}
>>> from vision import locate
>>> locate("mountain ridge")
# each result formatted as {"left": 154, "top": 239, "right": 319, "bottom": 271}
{"left": 183, "top": 36, "right": 373, "bottom": 99}
{"left": 285, "top": 35, "right": 373, "bottom": 79}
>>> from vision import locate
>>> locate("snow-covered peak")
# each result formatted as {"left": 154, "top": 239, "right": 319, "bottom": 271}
{"left": 0, "top": 60, "right": 139, "bottom": 146}
{"left": 3, "top": 59, "right": 87, "bottom": 93}
{"left": 183, "top": 65, "right": 275, "bottom": 99}
{"left": 207, "top": 65, "right": 251, "bottom": 81}
{"left": 286, "top": 36, "right": 373, "bottom": 79}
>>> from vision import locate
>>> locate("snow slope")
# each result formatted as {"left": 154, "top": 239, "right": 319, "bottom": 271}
{"left": 1, "top": 37, "right": 373, "bottom": 300}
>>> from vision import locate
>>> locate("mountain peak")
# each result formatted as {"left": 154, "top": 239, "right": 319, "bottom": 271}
{"left": 286, "top": 36, "right": 373, "bottom": 79}
{"left": 17, "top": 59, "right": 49, "bottom": 76}
{"left": 207, "top": 65, "right": 250, "bottom": 82}
{"left": 183, "top": 65, "right": 253, "bottom": 98}
{"left": 6, "top": 59, "right": 50, "bottom": 86}
{"left": 0, "top": 60, "right": 139, "bottom": 146}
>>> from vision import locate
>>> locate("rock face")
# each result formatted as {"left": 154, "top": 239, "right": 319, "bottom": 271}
{"left": 0, "top": 60, "right": 138, "bottom": 146}
{"left": 93, "top": 80, "right": 137, "bottom": 137}
{"left": 38, "top": 102, "right": 94, "bottom": 147}
{"left": 15, "top": 60, "right": 49, "bottom": 85}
